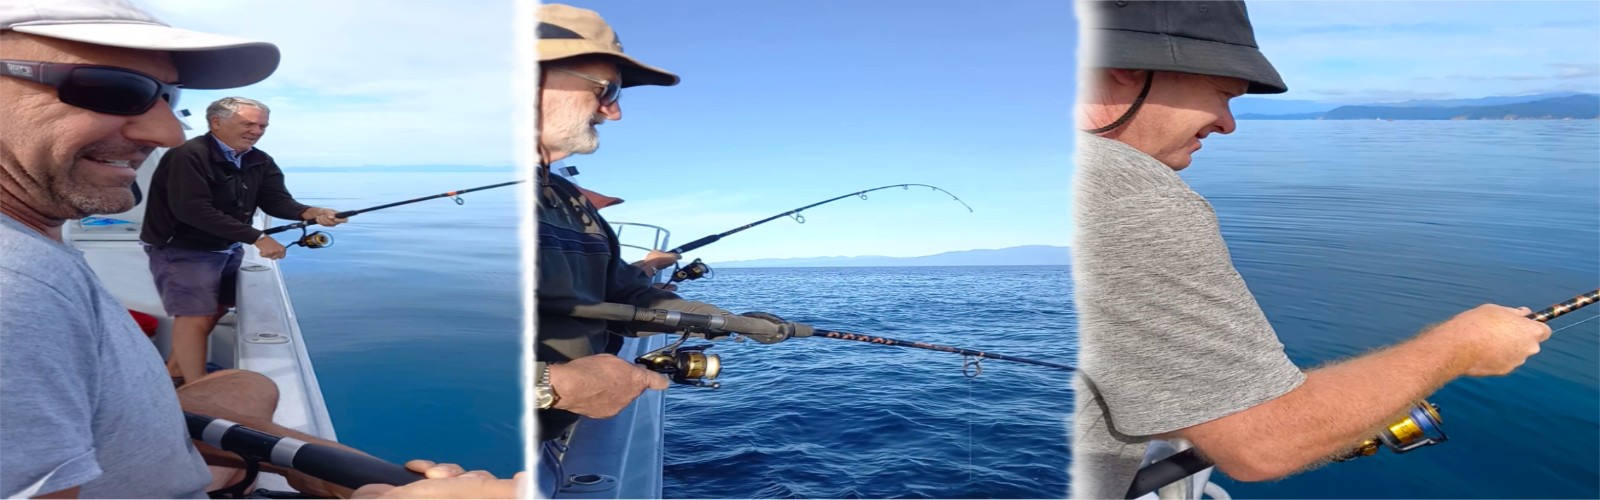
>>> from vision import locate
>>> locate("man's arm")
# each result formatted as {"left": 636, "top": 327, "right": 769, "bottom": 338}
{"left": 164, "top": 151, "right": 262, "bottom": 244}
{"left": 253, "top": 160, "right": 314, "bottom": 222}
{"left": 605, "top": 248, "right": 727, "bottom": 317}
{"left": 1170, "top": 304, "right": 1546, "bottom": 481}
{"left": 1078, "top": 190, "right": 1551, "bottom": 483}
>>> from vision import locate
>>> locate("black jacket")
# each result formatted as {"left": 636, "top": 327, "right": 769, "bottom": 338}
{"left": 535, "top": 171, "right": 728, "bottom": 439}
{"left": 140, "top": 133, "right": 311, "bottom": 251}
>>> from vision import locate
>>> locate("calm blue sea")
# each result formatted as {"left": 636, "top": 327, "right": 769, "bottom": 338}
{"left": 1188, "top": 120, "right": 1600, "bottom": 499}
{"left": 658, "top": 266, "right": 1076, "bottom": 498}
{"left": 272, "top": 170, "right": 524, "bottom": 477}
{"left": 658, "top": 121, "right": 1598, "bottom": 499}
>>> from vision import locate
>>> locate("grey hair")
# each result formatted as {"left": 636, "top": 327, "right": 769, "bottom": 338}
{"left": 205, "top": 97, "right": 270, "bottom": 122}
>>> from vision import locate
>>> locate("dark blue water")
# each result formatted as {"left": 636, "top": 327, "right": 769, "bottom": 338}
{"left": 272, "top": 171, "right": 524, "bottom": 477}
{"left": 660, "top": 266, "right": 1076, "bottom": 498}
{"left": 1184, "top": 121, "right": 1600, "bottom": 498}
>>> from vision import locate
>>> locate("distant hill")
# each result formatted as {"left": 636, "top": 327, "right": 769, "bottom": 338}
{"left": 1239, "top": 93, "right": 1599, "bottom": 120}
{"left": 715, "top": 245, "right": 1071, "bottom": 268}
{"left": 1231, "top": 97, "right": 1346, "bottom": 116}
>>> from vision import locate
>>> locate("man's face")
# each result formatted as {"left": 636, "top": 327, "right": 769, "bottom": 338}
{"left": 1095, "top": 70, "right": 1247, "bottom": 170}
{"left": 209, "top": 104, "right": 269, "bottom": 151}
{"left": 0, "top": 33, "right": 184, "bottom": 221}
{"left": 539, "top": 60, "right": 623, "bottom": 158}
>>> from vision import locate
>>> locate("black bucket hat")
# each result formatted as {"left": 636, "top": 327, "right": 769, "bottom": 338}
{"left": 1083, "top": 0, "right": 1287, "bottom": 94}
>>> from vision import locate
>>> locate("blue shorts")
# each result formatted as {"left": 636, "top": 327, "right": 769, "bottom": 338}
{"left": 145, "top": 245, "right": 244, "bottom": 317}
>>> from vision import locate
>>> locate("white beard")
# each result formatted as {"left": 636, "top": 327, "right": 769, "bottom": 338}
{"left": 541, "top": 92, "right": 603, "bottom": 156}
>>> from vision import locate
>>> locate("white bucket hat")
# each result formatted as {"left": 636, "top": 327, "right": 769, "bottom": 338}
{"left": 0, "top": 0, "right": 280, "bottom": 89}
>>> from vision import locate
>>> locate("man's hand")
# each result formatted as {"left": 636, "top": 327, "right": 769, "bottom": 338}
{"left": 301, "top": 207, "right": 348, "bottom": 227}
{"left": 633, "top": 250, "right": 681, "bottom": 275}
{"left": 255, "top": 235, "right": 287, "bottom": 260}
{"left": 547, "top": 354, "right": 670, "bottom": 418}
{"left": 738, "top": 311, "right": 793, "bottom": 344}
{"left": 1426, "top": 304, "right": 1553, "bottom": 377}
{"left": 350, "top": 465, "right": 526, "bottom": 499}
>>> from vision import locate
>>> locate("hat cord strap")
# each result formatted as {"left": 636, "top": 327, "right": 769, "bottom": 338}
{"left": 536, "top": 68, "right": 552, "bottom": 186}
{"left": 1082, "top": 70, "right": 1154, "bottom": 135}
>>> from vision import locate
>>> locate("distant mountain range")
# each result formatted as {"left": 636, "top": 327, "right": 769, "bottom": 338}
{"left": 1235, "top": 92, "right": 1600, "bottom": 120}
{"left": 715, "top": 245, "right": 1071, "bottom": 268}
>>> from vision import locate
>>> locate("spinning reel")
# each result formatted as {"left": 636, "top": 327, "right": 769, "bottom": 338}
{"left": 670, "top": 258, "right": 713, "bottom": 283}
{"left": 288, "top": 227, "right": 334, "bottom": 249}
{"left": 635, "top": 331, "right": 722, "bottom": 389}
{"left": 1336, "top": 400, "right": 1448, "bottom": 461}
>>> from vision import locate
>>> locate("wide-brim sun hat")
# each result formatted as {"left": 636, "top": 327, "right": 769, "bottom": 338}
{"left": 1082, "top": 0, "right": 1286, "bottom": 94}
{"left": 0, "top": 0, "right": 280, "bottom": 89}
{"left": 536, "top": 3, "right": 678, "bottom": 88}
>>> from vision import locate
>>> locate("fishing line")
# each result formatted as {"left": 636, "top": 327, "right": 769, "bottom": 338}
{"left": 1549, "top": 313, "right": 1599, "bottom": 335}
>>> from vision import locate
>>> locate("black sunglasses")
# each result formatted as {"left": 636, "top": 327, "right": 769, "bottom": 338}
{"left": 554, "top": 68, "right": 620, "bottom": 106}
{"left": 1, "top": 60, "right": 182, "bottom": 116}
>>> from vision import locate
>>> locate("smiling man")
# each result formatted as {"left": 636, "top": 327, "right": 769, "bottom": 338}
{"left": 1, "top": 0, "right": 523, "bottom": 497}
{"left": 140, "top": 96, "right": 346, "bottom": 388}
{"left": 1069, "top": 1, "right": 1554, "bottom": 498}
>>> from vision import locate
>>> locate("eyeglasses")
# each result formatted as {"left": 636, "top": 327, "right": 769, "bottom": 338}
{"left": 1, "top": 60, "right": 182, "bottom": 116}
{"left": 553, "top": 68, "right": 620, "bottom": 106}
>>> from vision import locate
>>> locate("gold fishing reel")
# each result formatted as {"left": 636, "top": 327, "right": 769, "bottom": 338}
{"left": 290, "top": 227, "right": 334, "bottom": 249}
{"left": 1335, "top": 400, "right": 1448, "bottom": 462}
{"left": 635, "top": 332, "right": 722, "bottom": 389}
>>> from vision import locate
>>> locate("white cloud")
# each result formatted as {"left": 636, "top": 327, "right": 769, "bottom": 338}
{"left": 135, "top": 0, "right": 519, "bottom": 167}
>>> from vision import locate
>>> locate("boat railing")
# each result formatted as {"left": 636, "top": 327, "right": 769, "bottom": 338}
{"left": 1135, "top": 439, "right": 1230, "bottom": 500}
{"left": 610, "top": 221, "right": 672, "bottom": 284}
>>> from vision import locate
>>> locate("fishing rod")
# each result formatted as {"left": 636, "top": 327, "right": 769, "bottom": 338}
{"left": 660, "top": 184, "right": 974, "bottom": 283}
{"left": 1125, "top": 288, "right": 1600, "bottom": 499}
{"left": 556, "top": 302, "right": 1072, "bottom": 388}
{"left": 261, "top": 180, "right": 524, "bottom": 249}
{"left": 183, "top": 411, "right": 422, "bottom": 498}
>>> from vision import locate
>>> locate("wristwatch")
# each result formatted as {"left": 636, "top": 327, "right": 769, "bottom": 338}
{"left": 536, "top": 363, "right": 560, "bottom": 410}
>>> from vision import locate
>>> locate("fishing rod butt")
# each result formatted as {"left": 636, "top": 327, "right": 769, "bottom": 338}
{"left": 290, "top": 443, "right": 426, "bottom": 490}
{"left": 184, "top": 412, "right": 424, "bottom": 490}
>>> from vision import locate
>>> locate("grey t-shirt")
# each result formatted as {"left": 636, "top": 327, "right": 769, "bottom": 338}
{"left": 1069, "top": 133, "right": 1305, "bottom": 499}
{"left": 1, "top": 213, "right": 212, "bottom": 498}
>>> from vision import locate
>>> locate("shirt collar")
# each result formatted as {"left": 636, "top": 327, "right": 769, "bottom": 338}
{"left": 210, "top": 134, "right": 252, "bottom": 168}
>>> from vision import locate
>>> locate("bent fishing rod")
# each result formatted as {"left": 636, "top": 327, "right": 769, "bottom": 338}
{"left": 554, "top": 302, "right": 1072, "bottom": 388}
{"left": 1124, "top": 288, "right": 1600, "bottom": 499}
{"left": 184, "top": 411, "right": 422, "bottom": 498}
{"left": 261, "top": 180, "right": 524, "bottom": 249}
{"left": 660, "top": 184, "right": 973, "bottom": 283}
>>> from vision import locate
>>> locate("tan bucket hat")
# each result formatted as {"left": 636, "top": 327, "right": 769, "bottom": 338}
{"left": 536, "top": 3, "right": 678, "bottom": 88}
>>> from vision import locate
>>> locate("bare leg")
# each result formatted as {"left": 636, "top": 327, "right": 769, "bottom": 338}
{"left": 179, "top": 369, "right": 367, "bottom": 498}
{"left": 170, "top": 310, "right": 227, "bottom": 389}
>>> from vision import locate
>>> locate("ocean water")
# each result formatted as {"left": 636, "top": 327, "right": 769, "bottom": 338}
{"left": 658, "top": 266, "right": 1076, "bottom": 498}
{"left": 1178, "top": 120, "right": 1599, "bottom": 498}
{"left": 658, "top": 120, "right": 1598, "bottom": 499}
{"left": 271, "top": 170, "right": 525, "bottom": 477}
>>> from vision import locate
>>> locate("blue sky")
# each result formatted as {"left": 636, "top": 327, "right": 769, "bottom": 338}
{"left": 136, "top": 0, "right": 517, "bottom": 168}
{"left": 1245, "top": 1, "right": 1600, "bottom": 103}
{"left": 551, "top": 1, "right": 1077, "bottom": 262}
